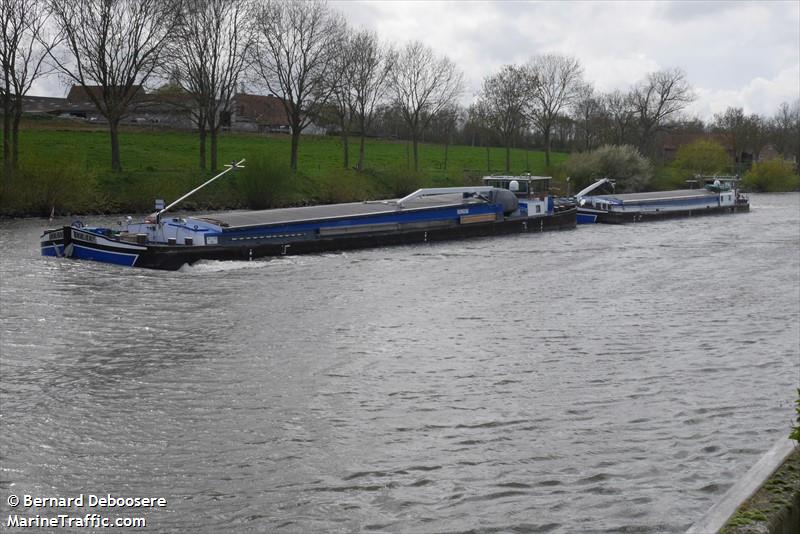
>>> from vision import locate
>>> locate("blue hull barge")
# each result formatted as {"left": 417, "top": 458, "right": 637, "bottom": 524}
{"left": 40, "top": 163, "right": 577, "bottom": 270}
{"left": 575, "top": 177, "right": 749, "bottom": 224}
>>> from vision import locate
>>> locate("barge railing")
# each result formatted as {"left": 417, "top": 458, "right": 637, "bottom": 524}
{"left": 396, "top": 187, "right": 495, "bottom": 208}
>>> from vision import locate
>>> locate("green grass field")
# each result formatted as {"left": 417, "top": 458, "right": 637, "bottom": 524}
{"left": 0, "top": 122, "right": 566, "bottom": 216}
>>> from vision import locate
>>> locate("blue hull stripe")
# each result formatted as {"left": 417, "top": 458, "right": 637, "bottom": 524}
{"left": 41, "top": 244, "right": 65, "bottom": 257}
{"left": 222, "top": 203, "right": 504, "bottom": 239}
{"left": 72, "top": 244, "right": 139, "bottom": 267}
{"left": 576, "top": 214, "right": 597, "bottom": 224}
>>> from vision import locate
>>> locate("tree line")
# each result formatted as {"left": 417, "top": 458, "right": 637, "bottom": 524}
{"left": 2, "top": 0, "right": 799, "bottom": 185}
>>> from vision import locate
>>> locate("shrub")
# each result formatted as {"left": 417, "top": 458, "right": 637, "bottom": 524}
{"left": 311, "top": 168, "right": 375, "bottom": 204}
{"left": 741, "top": 159, "right": 800, "bottom": 192}
{"left": 234, "top": 155, "right": 295, "bottom": 209}
{"left": 363, "top": 167, "right": 426, "bottom": 198}
{"left": 389, "top": 169, "right": 425, "bottom": 197}
{"left": 649, "top": 166, "right": 687, "bottom": 191}
{"left": 671, "top": 139, "right": 731, "bottom": 178}
{"left": 0, "top": 163, "right": 103, "bottom": 216}
{"left": 563, "top": 144, "right": 652, "bottom": 193}
{"left": 100, "top": 170, "right": 195, "bottom": 213}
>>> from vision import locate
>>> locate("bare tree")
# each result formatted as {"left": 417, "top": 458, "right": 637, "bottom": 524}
{"left": 464, "top": 103, "right": 495, "bottom": 170}
{"left": 49, "top": 0, "right": 179, "bottom": 171}
{"left": 388, "top": 41, "right": 463, "bottom": 172}
{"left": 603, "top": 89, "right": 635, "bottom": 145}
{"left": 462, "top": 103, "right": 483, "bottom": 147}
{"left": 713, "top": 106, "right": 747, "bottom": 173}
{"left": 251, "top": 0, "right": 344, "bottom": 171}
{"left": 349, "top": 30, "right": 389, "bottom": 171}
{"left": 428, "top": 104, "right": 461, "bottom": 171}
{"left": 475, "top": 64, "right": 532, "bottom": 173}
{"left": 630, "top": 68, "right": 694, "bottom": 157}
{"left": 770, "top": 100, "right": 800, "bottom": 162}
{"left": 0, "top": 0, "right": 57, "bottom": 181}
{"left": 328, "top": 28, "right": 356, "bottom": 169}
{"left": 741, "top": 113, "right": 768, "bottom": 162}
{"left": 525, "top": 54, "right": 584, "bottom": 168}
{"left": 572, "top": 84, "right": 604, "bottom": 151}
{"left": 172, "top": 0, "right": 254, "bottom": 171}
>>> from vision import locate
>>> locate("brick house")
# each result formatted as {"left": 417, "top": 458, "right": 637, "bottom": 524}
{"left": 226, "top": 93, "right": 291, "bottom": 133}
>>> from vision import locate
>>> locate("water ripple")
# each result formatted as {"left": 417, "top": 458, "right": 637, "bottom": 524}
{"left": 1, "top": 194, "right": 798, "bottom": 533}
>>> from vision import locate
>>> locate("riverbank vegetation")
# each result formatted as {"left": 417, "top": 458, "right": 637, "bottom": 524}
{"left": 0, "top": 125, "right": 564, "bottom": 216}
{"left": 2, "top": 121, "right": 799, "bottom": 217}
{"left": 741, "top": 159, "right": 800, "bottom": 192}
{"left": 720, "top": 447, "right": 800, "bottom": 534}
{"left": 562, "top": 144, "right": 652, "bottom": 193}
{"left": 1, "top": 0, "right": 797, "bottom": 216}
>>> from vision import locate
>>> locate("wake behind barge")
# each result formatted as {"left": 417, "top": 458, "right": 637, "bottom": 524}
{"left": 40, "top": 163, "right": 577, "bottom": 270}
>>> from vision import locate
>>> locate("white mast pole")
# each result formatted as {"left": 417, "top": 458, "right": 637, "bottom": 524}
{"left": 155, "top": 159, "right": 246, "bottom": 222}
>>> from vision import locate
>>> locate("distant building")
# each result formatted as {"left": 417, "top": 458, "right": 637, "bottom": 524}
{"left": 758, "top": 144, "right": 781, "bottom": 161}
{"left": 659, "top": 132, "right": 754, "bottom": 170}
{"left": 228, "top": 93, "right": 291, "bottom": 133}
{"left": 19, "top": 86, "right": 320, "bottom": 135}
{"left": 133, "top": 92, "right": 196, "bottom": 129}
{"left": 66, "top": 84, "right": 145, "bottom": 105}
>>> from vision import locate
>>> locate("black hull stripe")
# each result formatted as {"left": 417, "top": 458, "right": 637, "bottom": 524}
{"left": 579, "top": 204, "right": 749, "bottom": 224}
{"left": 123, "top": 209, "right": 578, "bottom": 270}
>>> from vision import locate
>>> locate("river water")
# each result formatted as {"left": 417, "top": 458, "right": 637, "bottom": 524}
{"left": 1, "top": 193, "right": 798, "bottom": 533}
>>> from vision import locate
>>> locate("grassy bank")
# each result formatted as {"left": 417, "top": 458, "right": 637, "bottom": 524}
{"left": 721, "top": 447, "right": 800, "bottom": 534}
{"left": 0, "top": 123, "right": 566, "bottom": 217}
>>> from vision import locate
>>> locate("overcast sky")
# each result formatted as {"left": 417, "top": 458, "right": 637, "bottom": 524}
{"left": 34, "top": 0, "right": 799, "bottom": 121}
{"left": 335, "top": 0, "right": 800, "bottom": 120}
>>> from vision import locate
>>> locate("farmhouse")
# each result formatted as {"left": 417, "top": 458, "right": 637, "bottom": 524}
{"left": 18, "top": 87, "right": 294, "bottom": 133}
{"left": 226, "top": 93, "right": 291, "bottom": 133}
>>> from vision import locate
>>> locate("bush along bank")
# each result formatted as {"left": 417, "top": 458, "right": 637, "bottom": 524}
{"left": 0, "top": 159, "right": 482, "bottom": 218}
{"left": 741, "top": 159, "right": 800, "bottom": 193}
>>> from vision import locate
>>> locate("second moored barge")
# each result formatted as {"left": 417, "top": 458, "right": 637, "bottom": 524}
{"left": 576, "top": 177, "right": 750, "bottom": 224}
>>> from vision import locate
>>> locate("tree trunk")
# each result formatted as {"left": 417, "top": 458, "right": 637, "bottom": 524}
{"left": 357, "top": 134, "right": 366, "bottom": 171}
{"left": 199, "top": 126, "right": 207, "bottom": 170}
{"left": 290, "top": 129, "right": 300, "bottom": 171}
{"left": 505, "top": 143, "right": 511, "bottom": 173}
{"left": 412, "top": 133, "right": 419, "bottom": 172}
{"left": 210, "top": 127, "right": 218, "bottom": 172}
{"left": 12, "top": 108, "right": 21, "bottom": 169}
{"left": 198, "top": 112, "right": 207, "bottom": 170}
{"left": 341, "top": 130, "right": 349, "bottom": 169}
{"left": 109, "top": 118, "right": 122, "bottom": 172}
{"left": 544, "top": 127, "right": 552, "bottom": 168}
{"left": 2, "top": 89, "right": 11, "bottom": 182}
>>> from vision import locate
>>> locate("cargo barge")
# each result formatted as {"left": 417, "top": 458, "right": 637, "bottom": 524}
{"left": 576, "top": 177, "right": 749, "bottom": 224}
{"left": 40, "top": 162, "right": 577, "bottom": 270}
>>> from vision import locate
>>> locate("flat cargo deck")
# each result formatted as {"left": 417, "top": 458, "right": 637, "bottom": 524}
{"left": 195, "top": 193, "right": 482, "bottom": 229}
{"left": 594, "top": 189, "right": 716, "bottom": 202}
